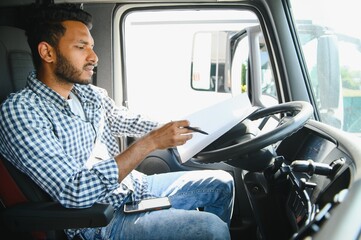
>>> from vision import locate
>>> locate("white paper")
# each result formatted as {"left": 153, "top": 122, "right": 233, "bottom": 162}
{"left": 177, "top": 94, "right": 257, "bottom": 163}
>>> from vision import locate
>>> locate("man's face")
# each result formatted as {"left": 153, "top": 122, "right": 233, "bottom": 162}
{"left": 54, "top": 20, "right": 98, "bottom": 85}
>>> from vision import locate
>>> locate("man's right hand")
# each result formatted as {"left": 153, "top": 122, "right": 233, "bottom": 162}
{"left": 114, "top": 120, "right": 194, "bottom": 181}
{"left": 144, "top": 120, "right": 194, "bottom": 150}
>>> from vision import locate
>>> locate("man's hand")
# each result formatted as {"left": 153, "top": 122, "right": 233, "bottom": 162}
{"left": 144, "top": 120, "right": 193, "bottom": 150}
{"left": 114, "top": 120, "right": 193, "bottom": 181}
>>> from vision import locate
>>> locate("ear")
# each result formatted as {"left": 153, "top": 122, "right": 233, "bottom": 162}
{"left": 38, "top": 42, "right": 55, "bottom": 63}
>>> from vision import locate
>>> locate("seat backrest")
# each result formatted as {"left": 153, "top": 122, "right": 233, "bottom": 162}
{"left": 0, "top": 155, "right": 53, "bottom": 206}
{"left": 0, "top": 26, "right": 59, "bottom": 240}
{"left": 0, "top": 157, "right": 67, "bottom": 240}
{"left": 0, "top": 26, "right": 34, "bottom": 103}
{"left": 0, "top": 24, "right": 52, "bottom": 208}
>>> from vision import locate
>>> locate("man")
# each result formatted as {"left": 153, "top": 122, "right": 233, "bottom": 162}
{"left": 0, "top": 4, "right": 234, "bottom": 239}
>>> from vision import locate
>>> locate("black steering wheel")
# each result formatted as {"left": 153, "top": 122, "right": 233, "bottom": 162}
{"left": 194, "top": 101, "right": 313, "bottom": 170}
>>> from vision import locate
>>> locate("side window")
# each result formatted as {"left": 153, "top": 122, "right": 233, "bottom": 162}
{"left": 231, "top": 33, "right": 249, "bottom": 95}
{"left": 231, "top": 27, "right": 278, "bottom": 107}
{"left": 259, "top": 34, "right": 278, "bottom": 105}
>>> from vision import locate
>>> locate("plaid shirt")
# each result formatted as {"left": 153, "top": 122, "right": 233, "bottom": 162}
{"left": 0, "top": 72, "right": 158, "bottom": 238}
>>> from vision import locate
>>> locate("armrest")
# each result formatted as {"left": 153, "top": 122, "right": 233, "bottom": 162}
{"left": 1, "top": 202, "right": 114, "bottom": 231}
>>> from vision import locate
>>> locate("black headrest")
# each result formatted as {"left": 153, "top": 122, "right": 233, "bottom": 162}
{"left": 0, "top": 26, "right": 34, "bottom": 103}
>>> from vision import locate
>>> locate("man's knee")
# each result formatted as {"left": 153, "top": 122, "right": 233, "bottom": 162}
{"left": 176, "top": 210, "right": 231, "bottom": 240}
{"left": 195, "top": 211, "right": 231, "bottom": 240}
{"left": 211, "top": 170, "right": 234, "bottom": 192}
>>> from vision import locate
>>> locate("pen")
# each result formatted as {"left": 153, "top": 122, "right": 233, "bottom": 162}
{"left": 184, "top": 126, "right": 209, "bottom": 135}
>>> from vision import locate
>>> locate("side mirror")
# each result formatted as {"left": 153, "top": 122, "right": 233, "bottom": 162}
{"left": 191, "top": 31, "right": 231, "bottom": 93}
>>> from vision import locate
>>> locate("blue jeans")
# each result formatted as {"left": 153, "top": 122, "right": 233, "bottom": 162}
{"left": 79, "top": 170, "right": 234, "bottom": 240}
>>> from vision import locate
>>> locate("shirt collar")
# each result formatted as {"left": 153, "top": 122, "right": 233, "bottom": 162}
{"left": 26, "top": 71, "right": 92, "bottom": 109}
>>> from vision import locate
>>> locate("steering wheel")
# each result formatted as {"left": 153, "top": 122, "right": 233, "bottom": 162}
{"left": 194, "top": 101, "right": 313, "bottom": 170}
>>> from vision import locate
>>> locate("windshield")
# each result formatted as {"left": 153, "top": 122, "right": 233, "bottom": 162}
{"left": 121, "top": 9, "right": 260, "bottom": 122}
{"left": 290, "top": 0, "right": 361, "bottom": 135}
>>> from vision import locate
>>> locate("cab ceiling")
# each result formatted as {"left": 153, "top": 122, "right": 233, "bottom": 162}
{"left": 1, "top": 0, "right": 235, "bottom": 7}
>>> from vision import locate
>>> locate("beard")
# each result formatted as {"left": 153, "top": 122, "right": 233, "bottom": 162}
{"left": 54, "top": 48, "right": 95, "bottom": 85}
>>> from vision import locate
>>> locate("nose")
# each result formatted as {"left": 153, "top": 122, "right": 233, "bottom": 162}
{"left": 87, "top": 48, "right": 98, "bottom": 64}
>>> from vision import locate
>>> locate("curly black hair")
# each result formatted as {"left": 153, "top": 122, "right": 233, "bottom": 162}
{"left": 26, "top": 4, "right": 93, "bottom": 71}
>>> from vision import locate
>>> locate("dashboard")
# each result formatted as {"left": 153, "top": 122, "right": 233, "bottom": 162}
{"left": 138, "top": 119, "right": 361, "bottom": 239}
{"left": 274, "top": 120, "right": 359, "bottom": 239}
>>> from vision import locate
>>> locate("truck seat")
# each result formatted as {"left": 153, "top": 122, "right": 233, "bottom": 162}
{"left": 0, "top": 26, "right": 113, "bottom": 240}
{"left": 0, "top": 26, "right": 33, "bottom": 103}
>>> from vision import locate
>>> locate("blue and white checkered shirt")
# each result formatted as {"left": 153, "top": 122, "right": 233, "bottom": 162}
{"left": 0, "top": 72, "right": 158, "bottom": 238}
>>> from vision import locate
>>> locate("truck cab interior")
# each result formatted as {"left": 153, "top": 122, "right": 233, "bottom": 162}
{"left": 0, "top": 0, "right": 360, "bottom": 240}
